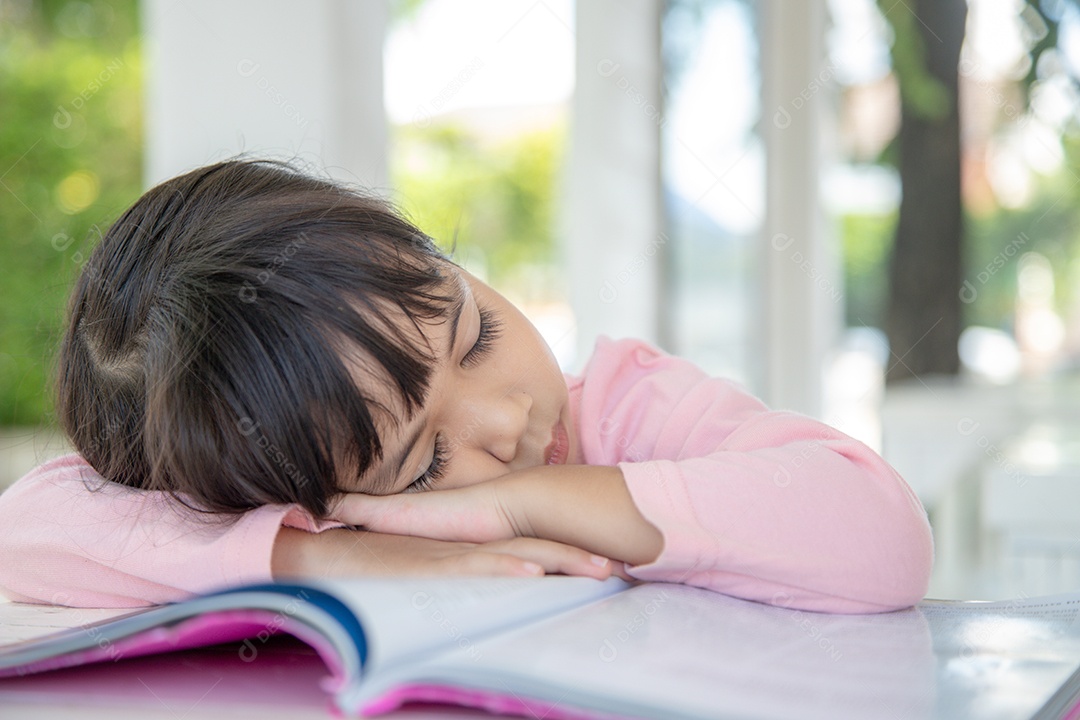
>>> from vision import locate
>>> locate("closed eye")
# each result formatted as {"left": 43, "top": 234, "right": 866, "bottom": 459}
{"left": 403, "top": 304, "right": 499, "bottom": 494}
{"left": 462, "top": 306, "right": 502, "bottom": 368}
{"left": 407, "top": 434, "right": 447, "bottom": 493}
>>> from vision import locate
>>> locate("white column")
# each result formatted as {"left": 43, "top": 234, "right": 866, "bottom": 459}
{"left": 142, "top": 0, "right": 388, "bottom": 188}
{"left": 562, "top": 0, "right": 664, "bottom": 368}
{"left": 759, "top": 0, "right": 837, "bottom": 417}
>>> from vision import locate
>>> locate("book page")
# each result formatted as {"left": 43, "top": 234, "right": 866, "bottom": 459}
{"left": 309, "top": 576, "right": 627, "bottom": 670}
{"left": 361, "top": 584, "right": 1080, "bottom": 720}
{"left": 0, "top": 603, "right": 135, "bottom": 646}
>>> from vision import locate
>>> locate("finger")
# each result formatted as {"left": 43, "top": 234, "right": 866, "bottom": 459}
{"left": 327, "top": 493, "right": 389, "bottom": 526}
{"left": 611, "top": 562, "right": 636, "bottom": 581}
{"left": 445, "top": 551, "right": 547, "bottom": 578}
{"left": 484, "top": 538, "right": 615, "bottom": 580}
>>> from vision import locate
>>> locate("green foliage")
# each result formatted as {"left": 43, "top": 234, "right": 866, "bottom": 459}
{"left": 0, "top": 0, "right": 142, "bottom": 426}
{"left": 1019, "top": 0, "right": 1059, "bottom": 96}
{"left": 390, "top": 122, "right": 563, "bottom": 295}
{"left": 840, "top": 212, "right": 895, "bottom": 328}
{"left": 965, "top": 166, "right": 1080, "bottom": 329}
{"left": 841, "top": 159, "right": 1080, "bottom": 334}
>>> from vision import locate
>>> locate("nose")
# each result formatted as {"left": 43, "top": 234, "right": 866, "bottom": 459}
{"left": 473, "top": 391, "right": 532, "bottom": 464}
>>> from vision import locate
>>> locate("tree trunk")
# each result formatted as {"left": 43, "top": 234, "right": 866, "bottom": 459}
{"left": 885, "top": 0, "right": 968, "bottom": 383}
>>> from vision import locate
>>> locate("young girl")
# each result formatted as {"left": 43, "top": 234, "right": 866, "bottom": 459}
{"left": 0, "top": 159, "right": 933, "bottom": 613}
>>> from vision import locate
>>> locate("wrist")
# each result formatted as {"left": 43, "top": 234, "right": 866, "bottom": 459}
{"left": 271, "top": 526, "right": 373, "bottom": 579}
{"left": 515, "top": 464, "right": 623, "bottom": 539}
{"left": 489, "top": 470, "right": 542, "bottom": 539}
{"left": 511, "top": 464, "right": 664, "bottom": 566}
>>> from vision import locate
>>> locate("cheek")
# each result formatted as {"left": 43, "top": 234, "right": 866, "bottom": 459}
{"left": 440, "top": 448, "right": 512, "bottom": 489}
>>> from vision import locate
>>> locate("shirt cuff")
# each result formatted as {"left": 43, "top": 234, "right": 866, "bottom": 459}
{"left": 219, "top": 505, "right": 344, "bottom": 589}
{"left": 617, "top": 460, "right": 712, "bottom": 581}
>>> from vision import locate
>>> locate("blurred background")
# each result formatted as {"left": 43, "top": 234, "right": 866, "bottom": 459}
{"left": 2, "top": 0, "right": 1080, "bottom": 600}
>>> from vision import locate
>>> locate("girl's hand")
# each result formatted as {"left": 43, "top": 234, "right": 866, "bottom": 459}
{"left": 271, "top": 527, "right": 618, "bottom": 580}
{"left": 329, "top": 480, "right": 525, "bottom": 544}
{"left": 329, "top": 465, "right": 664, "bottom": 568}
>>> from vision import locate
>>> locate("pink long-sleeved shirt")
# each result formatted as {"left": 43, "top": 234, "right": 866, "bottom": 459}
{"left": 0, "top": 338, "right": 933, "bottom": 612}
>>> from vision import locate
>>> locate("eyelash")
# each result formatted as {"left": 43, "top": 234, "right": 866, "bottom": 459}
{"left": 408, "top": 435, "right": 447, "bottom": 493}
{"left": 407, "top": 306, "right": 502, "bottom": 492}
{"left": 462, "top": 307, "right": 502, "bottom": 368}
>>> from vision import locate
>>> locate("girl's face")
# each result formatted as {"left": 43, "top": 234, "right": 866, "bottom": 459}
{"left": 343, "top": 265, "right": 580, "bottom": 495}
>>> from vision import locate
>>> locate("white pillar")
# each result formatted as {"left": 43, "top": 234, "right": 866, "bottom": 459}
{"left": 563, "top": 0, "right": 664, "bottom": 367}
{"left": 759, "top": 0, "right": 837, "bottom": 417}
{"left": 142, "top": 0, "right": 388, "bottom": 188}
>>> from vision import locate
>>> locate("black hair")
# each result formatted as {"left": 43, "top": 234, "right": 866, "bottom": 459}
{"left": 56, "top": 158, "right": 455, "bottom": 517}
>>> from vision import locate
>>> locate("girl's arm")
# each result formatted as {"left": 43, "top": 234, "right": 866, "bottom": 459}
{"left": 329, "top": 466, "right": 664, "bottom": 566}
{"left": 331, "top": 339, "right": 934, "bottom": 614}
{"left": 0, "top": 455, "right": 293, "bottom": 606}
{"left": 0, "top": 455, "right": 615, "bottom": 607}
{"left": 271, "top": 527, "right": 620, "bottom": 582}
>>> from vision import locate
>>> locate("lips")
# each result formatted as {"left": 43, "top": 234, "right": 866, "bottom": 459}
{"left": 544, "top": 419, "right": 570, "bottom": 465}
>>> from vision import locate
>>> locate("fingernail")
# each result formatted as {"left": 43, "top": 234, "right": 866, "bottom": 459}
{"left": 523, "top": 562, "right": 544, "bottom": 575}
{"left": 591, "top": 555, "right": 609, "bottom": 567}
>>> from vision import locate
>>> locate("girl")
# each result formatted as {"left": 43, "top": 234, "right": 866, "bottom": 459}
{"left": 0, "top": 160, "right": 933, "bottom": 612}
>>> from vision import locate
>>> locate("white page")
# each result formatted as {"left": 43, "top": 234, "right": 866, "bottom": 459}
{"left": 308, "top": 576, "right": 627, "bottom": 671}
{"left": 361, "top": 584, "right": 1080, "bottom": 720}
{"left": 0, "top": 604, "right": 134, "bottom": 646}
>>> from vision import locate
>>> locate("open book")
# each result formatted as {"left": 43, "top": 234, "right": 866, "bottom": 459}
{"left": 3, "top": 577, "right": 1080, "bottom": 720}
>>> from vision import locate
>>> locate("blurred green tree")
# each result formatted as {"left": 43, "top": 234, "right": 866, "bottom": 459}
{"left": 0, "top": 0, "right": 142, "bottom": 426}
{"left": 879, "top": 0, "right": 967, "bottom": 382}
{"left": 391, "top": 122, "right": 564, "bottom": 298}
{"left": 848, "top": 0, "right": 1080, "bottom": 379}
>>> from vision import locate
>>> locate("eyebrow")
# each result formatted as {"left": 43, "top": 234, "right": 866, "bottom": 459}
{"left": 366, "top": 278, "right": 468, "bottom": 495}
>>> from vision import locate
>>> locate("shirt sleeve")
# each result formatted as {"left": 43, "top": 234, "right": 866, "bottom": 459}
{"left": 575, "top": 338, "right": 934, "bottom": 614}
{"left": 0, "top": 454, "right": 338, "bottom": 607}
